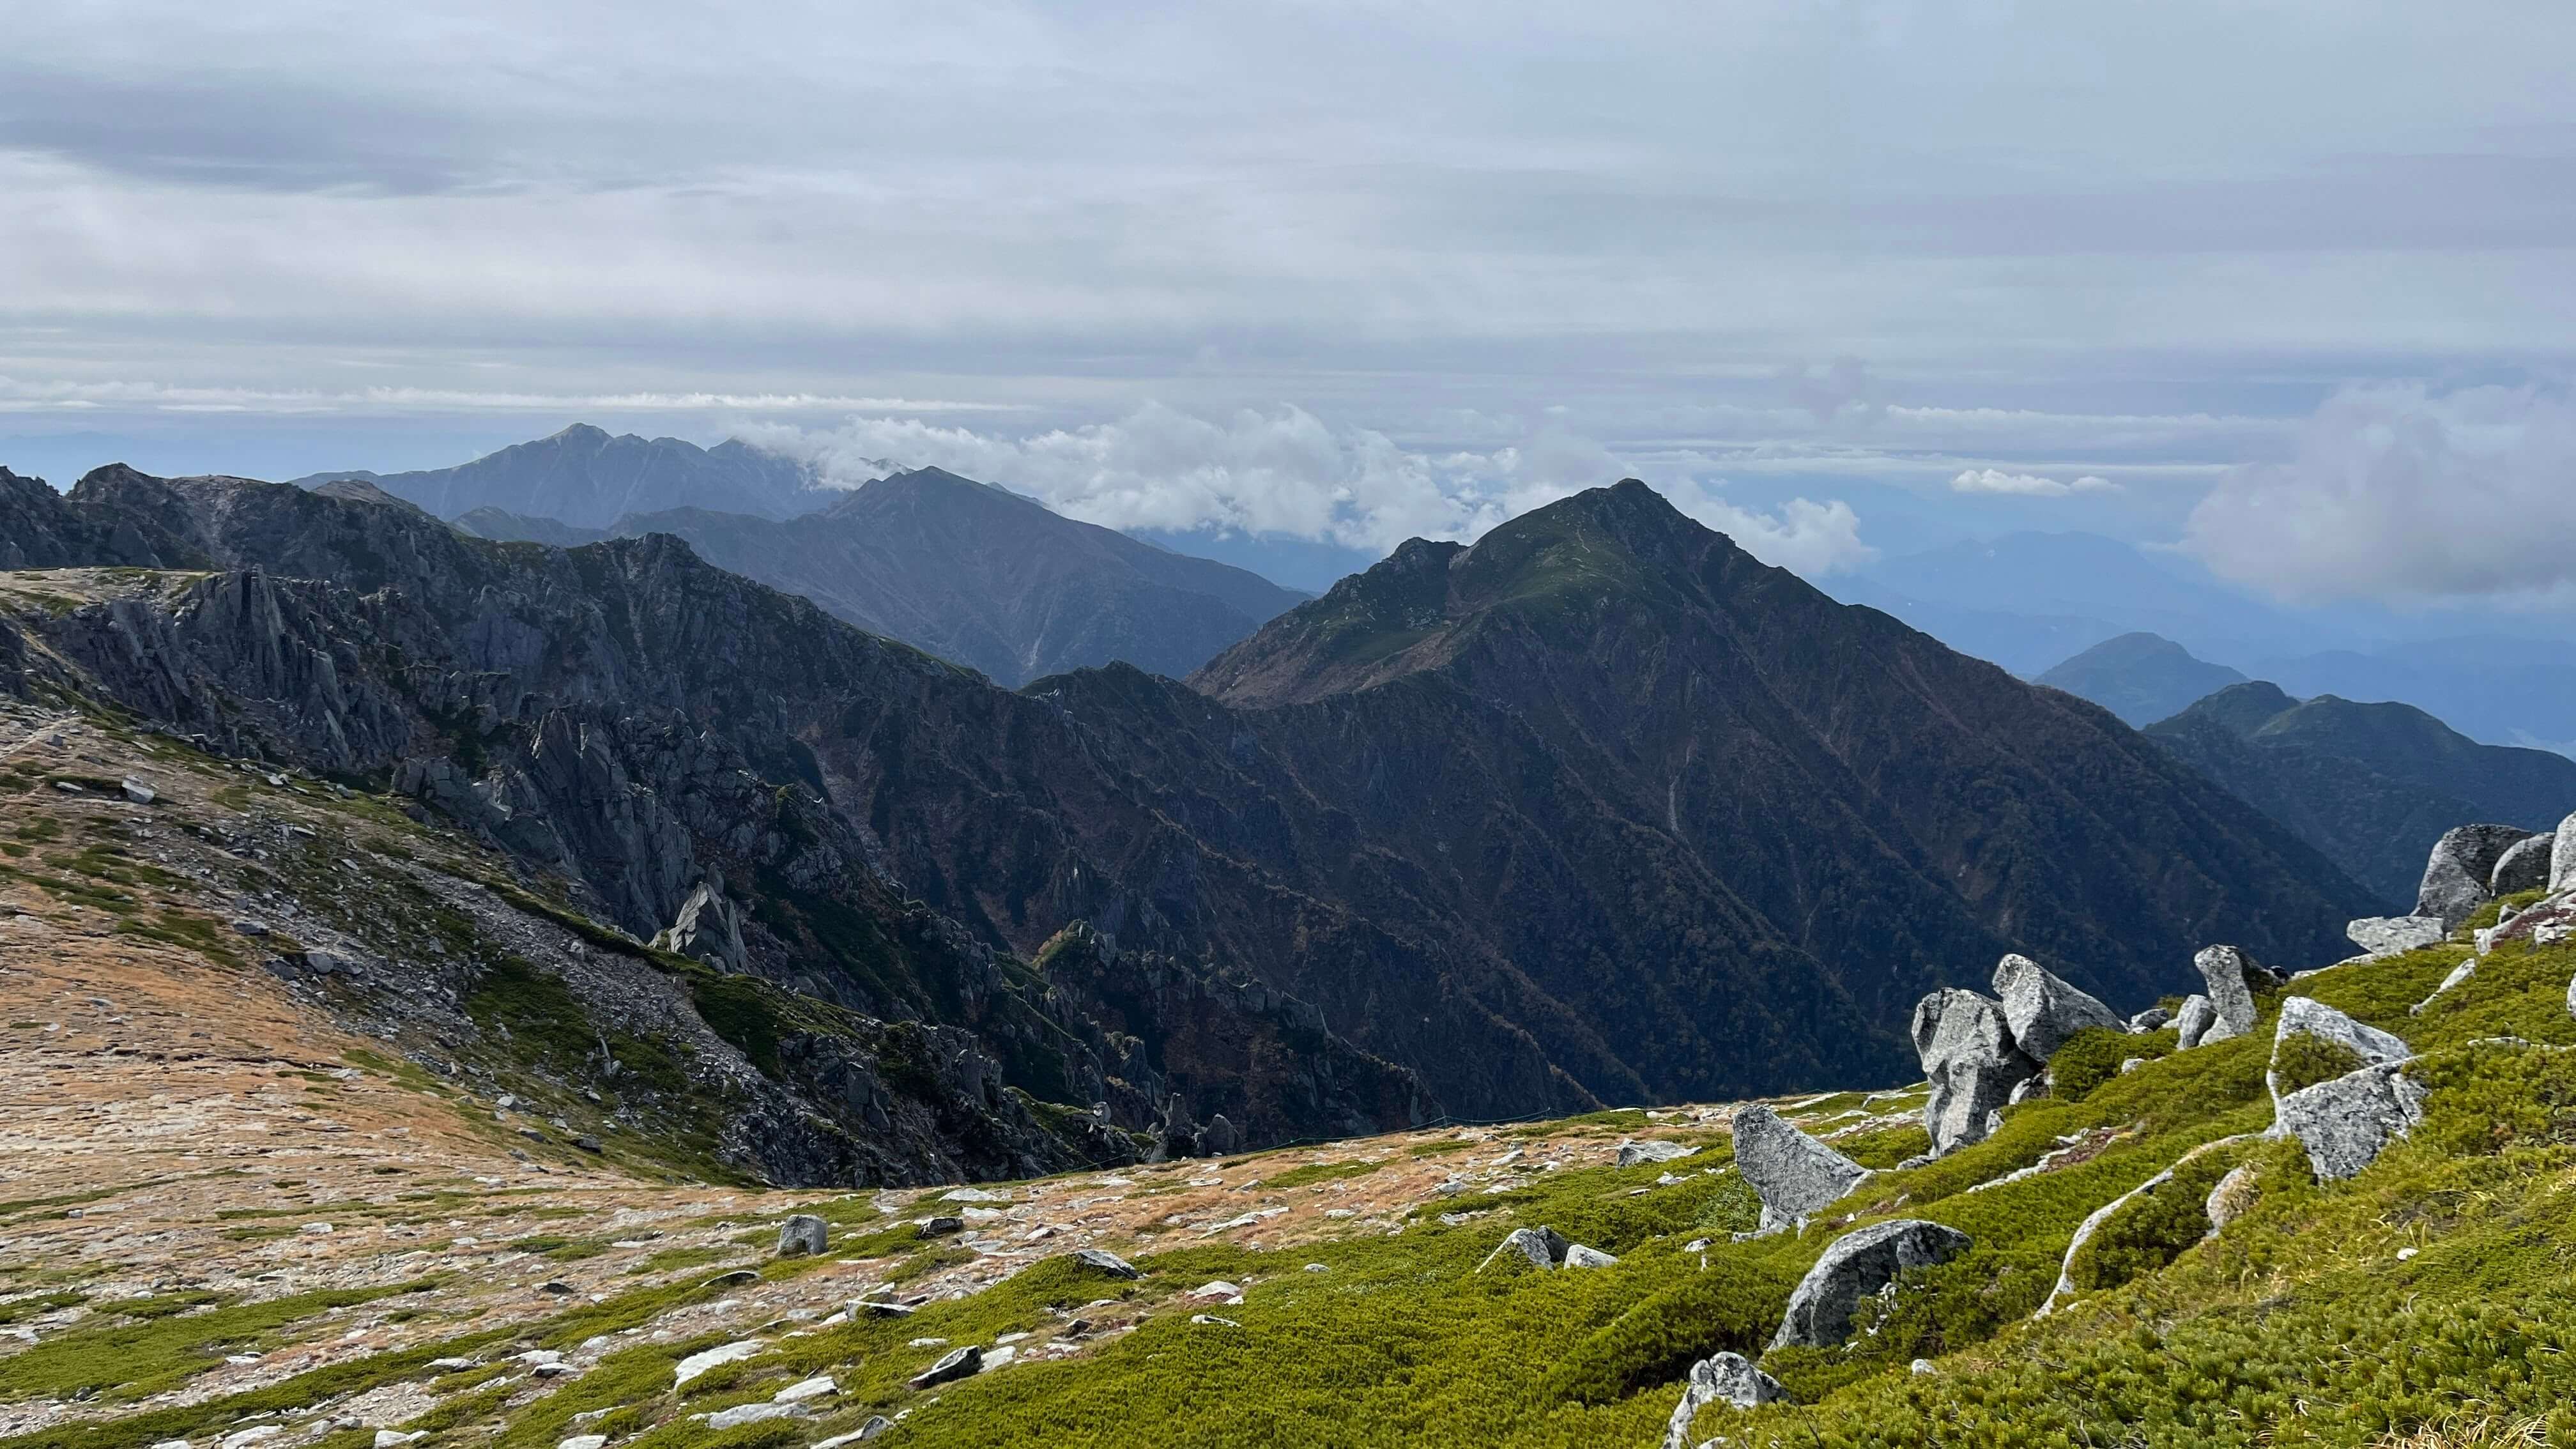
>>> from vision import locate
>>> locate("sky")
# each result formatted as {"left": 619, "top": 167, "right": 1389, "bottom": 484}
{"left": 6, "top": 0, "right": 2576, "bottom": 609}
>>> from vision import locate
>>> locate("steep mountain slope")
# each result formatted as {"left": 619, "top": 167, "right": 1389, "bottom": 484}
{"left": 0, "top": 466, "right": 1425, "bottom": 1170}
{"left": 3, "top": 466, "right": 2371, "bottom": 1130}
{"left": 293, "top": 423, "right": 839, "bottom": 526}
{"left": 578, "top": 469, "right": 1308, "bottom": 685}
{"left": 2147, "top": 682, "right": 2576, "bottom": 906}
{"left": 1190, "top": 484, "right": 2370, "bottom": 1053}
{"left": 2035, "top": 632, "right": 2250, "bottom": 726}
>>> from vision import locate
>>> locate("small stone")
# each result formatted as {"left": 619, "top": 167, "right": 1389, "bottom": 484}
{"left": 1659, "top": 1352, "right": 1784, "bottom": 1449}
{"left": 776, "top": 1215, "right": 828, "bottom": 1258}
{"left": 2173, "top": 994, "right": 2217, "bottom": 1049}
{"left": 557, "top": 1437, "right": 607, "bottom": 1449}
{"left": 121, "top": 778, "right": 156, "bottom": 805}
{"left": 773, "top": 1375, "right": 836, "bottom": 1403}
{"left": 1302, "top": 1262, "right": 1329, "bottom": 1273}
{"left": 1910, "top": 1358, "right": 1936, "bottom": 1374}
{"left": 375, "top": 1436, "right": 427, "bottom": 1449}
{"left": 2203, "top": 1163, "right": 2258, "bottom": 1234}
{"left": 673, "top": 1339, "right": 764, "bottom": 1387}
{"left": 704, "top": 1402, "right": 804, "bottom": 1431}
{"left": 907, "top": 1345, "right": 982, "bottom": 1390}
{"left": 1186, "top": 1280, "right": 1244, "bottom": 1301}
{"left": 1476, "top": 1226, "right": 1570, "bottom": 1272}
{"left": 220, "top": 1430, "right": 282, "bottom": 1449}
{"left": 1561, "top": 1244, "right": 1618, "bottom": 1268}
{"left": 2126, "top": 1006, "right": 2172, "bottom": 1034}
{"left": 1069, "top": 1248, "right": 1140, "bottom": 1278}
{"left": 916, "top": 1216, "right": 965, "bottom": 1238}
{"left": 1614, "top": 1140, "right": 1698, "bottom": 1169}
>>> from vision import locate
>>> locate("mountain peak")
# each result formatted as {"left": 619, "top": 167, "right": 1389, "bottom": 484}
{"left": 2035, "top": 632, "right": 2251, "bottom": 728}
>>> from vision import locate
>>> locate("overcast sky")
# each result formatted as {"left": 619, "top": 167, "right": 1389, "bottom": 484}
{"left": 6, "top": 1, "right": 2574, "bottom": 602}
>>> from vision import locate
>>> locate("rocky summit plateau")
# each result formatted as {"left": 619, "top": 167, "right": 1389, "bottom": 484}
{"left": 6, "top": 464, "right": 2576, "bottom": 1448}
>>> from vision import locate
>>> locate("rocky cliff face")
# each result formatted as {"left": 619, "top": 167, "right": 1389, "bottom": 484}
{"left": 0, "top": 469, "right": 1425, "bottom": 1182}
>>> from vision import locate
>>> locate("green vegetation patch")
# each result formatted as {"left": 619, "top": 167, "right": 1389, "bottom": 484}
{"left": 0, "top": 1282, "right": 434, "bottom": 1403}
{"left": 1256, "top": 1159, "right": 1385, "bottom": 1190}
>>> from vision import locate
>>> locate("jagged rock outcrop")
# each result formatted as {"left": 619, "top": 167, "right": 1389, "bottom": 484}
{"left": 2416, "top": 824, "right": 2534, "bottom": 931}
{"left": 654, "top": 875, "right": 747, "bottom": 971}
{"left": 1772, "top": 1220, "right": 1973, "bottom": 1349}
{"left": 1661, "top": 1353, "right": 1783, "bottom": 1449}
{"left": 1993, "top": 954, "right": 2123, "bottom": 1061}
{"left": 1731, "top": 1103, "right": 1871, "bottom": 1232}
{"left": 1912, "top": 990, "right": 2038, "bottom": 1154}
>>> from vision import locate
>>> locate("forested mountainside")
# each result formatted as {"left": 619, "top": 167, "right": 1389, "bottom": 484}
{"left": 2148, "top": 682, "right": 2576, "bottom": 907}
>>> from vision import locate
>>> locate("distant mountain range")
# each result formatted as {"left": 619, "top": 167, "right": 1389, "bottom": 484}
{"left": 1838, "top": 530, "right": 2576, "bottom": 755}
{"left": 456, "top": 467, "right": 1308, "bottom": 686}
{"left": 2143, "top": 681, "right": 2576, "bottom": 908}
{"left": 2036, "top": 632, "right": 2250, "bottom": 726}
{"left": 293, "top": 423, "right": 852, "bottom": 526}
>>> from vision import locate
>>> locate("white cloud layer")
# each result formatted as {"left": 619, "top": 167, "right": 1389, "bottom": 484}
{"left": 2186, "top": 382, "right": 2576, "bottom": 601}
{"left": 741, "top": 406, "right": 1876, "bottom": 576}
{"left": 1949, "top": 468, "right": 2117, "bottom": 496}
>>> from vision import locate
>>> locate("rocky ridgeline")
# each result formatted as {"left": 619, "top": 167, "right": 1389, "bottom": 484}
{"left": 1651, "top": 814, "right": 2576, "bottom": 1445}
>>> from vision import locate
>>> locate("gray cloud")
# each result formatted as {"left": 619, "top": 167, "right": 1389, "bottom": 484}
{"left": 3, "top": 0, "right": 2574, "bottom": 599}
{"left": 2186, "top": 383, "right": 2576, "bottom": 602}
{"left": 741, "top": 408, "right": 1878, "bottom": 574}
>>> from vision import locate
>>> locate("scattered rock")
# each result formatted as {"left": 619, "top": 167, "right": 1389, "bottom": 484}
{"left": 852, "top": 1296, "right": 916, "bottom": 1318}
{"left": 1561, "top": 1245, "right": 1618, "bottom": 1268}
{"left": 2172, "top": 994, "right": 2217, "bottom": 1050}
{"left": 2274, "top": 1062, "right": 2428, "bottom": 1181}
{"left": 2553, "top": 812, "right": 2576, "bottom": 894}
{"left": 2193, "top": 945, "right": 2280, "bottom": 1045}
{"left": 701, "top": 1269, "right": 758, "bottom": 1290}
{"left": 1992, "top": 954, "right": 2122, "bottom": 1062}
{"left": 705, "top": 1402, "right": 805, "bottom": 1431}
{"left": 916, "top": 1216, "right": 965, "bottom": 1238}
{"left": 1731, "top": 1103, "right": 1871, "bottom": 1232}
{"left": 812, "top": 1418, "right": 894, "bottom": 1447}
{"left": 2417, "top": 824, "right": 2533, "bottom": 931}
{"left": 2492, "top": 833, "right": 2554, "bottom": 896}
{"left": 1614, "top": 1140, "right": 1698, "bottom": 1169}
{"left": 1476, "top": 1226, "right": 1571, "bottom": 1273}
{"left": 120, "top": 777, "right": 155, "bottom": 805}
{"left": 673, "top": 1338, "right": 765, "bottom": 1387}
{"left": 556, "top": 1438, "right": 606, "bottom": 1449}
{"left": 1910, "top": 1358, "right": 1936, "bottom": 1374}
{"left": 774, "top": 1374, "right": 836, "bottom": 1403}
{"left": 1911, "top": 989, "right": 2038, "bottom": 1155}
{"left": 2267, "top": 997, "right": 2411, "bottom": 1105}
{"left": 2203, "top": 1163, "right": 2259, "bottom": 1235}
{"left": 2412, "top": 958, "right": 2478, "bottom": 1016}
{"left": 1186, "top": 1280, "right": 1245, "bottom": 1301}
{"left": 1770, "top": 1219, "right": 1973, "bottom": 1349}
{"left": 376, "top": 1435, "right": 426, "bottom": 1449}
{"left": 2126, "top": 1006, "right": 2172, "bottom": 1034}
{"left": 776, "top": 1215, "right": 828, "bottom": 1258}
{"left": 907, "top": 1345, "right": 983, "bottom": 1390}
{"left": 1659, "top": 1352, "right": 1784, "bottom": 1449}
{"left": 1070, "top": 1248, "right": 1140, "bottom": 1279}
{"left": 2347, "top": 916, "right": 2448, "bottom": 960}
{"left": 940, "top": 1187, "right": 1009, "bottom": 1203}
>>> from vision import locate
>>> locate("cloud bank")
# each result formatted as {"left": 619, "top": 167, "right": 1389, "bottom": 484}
{"left": 1950, "top": 468, "right": 2117, "bottom": 496}
{"left": 740, "top": 405, "right": 1876, "bottom": 577}
{"left": 2186, "top": 382, "right": 2576, "bottom": 602}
